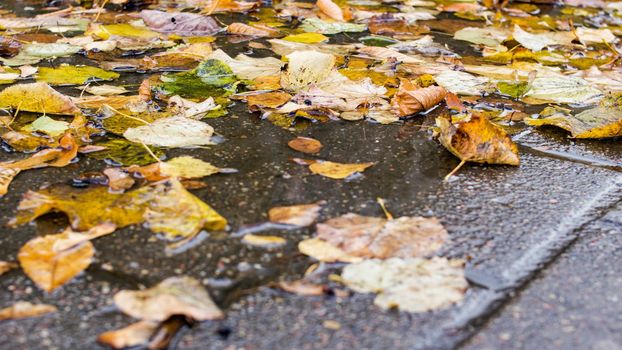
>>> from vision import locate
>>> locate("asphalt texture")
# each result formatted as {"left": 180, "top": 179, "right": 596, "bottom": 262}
{"left": 0, "top": 2, "right": 622, "bottom": 350}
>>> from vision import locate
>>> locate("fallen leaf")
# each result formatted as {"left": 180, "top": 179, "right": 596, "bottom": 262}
{"left": 81, "top": 84, "right": 128, "bottom": 96}
{"left": 242, "top": 234, "right": 287, "bottom": 248}
{"left": 0, "top": 261, "right": 17, "bottom": 276}
{"left": 123, "top": 116, "right": 215, "bottom": 148}
{"left": 113, "top": 276, "right": 224, "bottom": 321}
{"left": 208, "top": 49, "right": 284, "bottom": 80}
{"left": 523, "top": 76, "right": 602, "bottom": 104}
{"left": 88, "top": 139, "right": 165, "bottom": 166}
{"left": 36, "top": 65, "right": 119, "bottom": 86}
{"left": 0, "top": 302, "right": 57, "bottom": 320}
{"left": 281, "top": 50, "right": 336, "bottom": 91}
{"left": 159, "top": 59, "right": 237, "bottom": 99}
{"left": 278, "top": 280, "right": 325, "bottom": 296}
{"left": 434, "top": 70, "right": 493, "bottom": 96}
{"left": 298, "top": 237, "right": 362, "bottom": 263}
{"left": 575, "top": 27, "right": 616, "bottom": 45}
{"left": 245, "top": 91, "right": 292, "bottom": 110}
{"left": 300, "top": 18, "right": 366, "bottom": 35}
{"left": 391, "top": 79, "right": 447, "bottom": 116}
{"left": 287, "top": 137, "right": 323, "bottom": 154}
{"left": 282, "top": 33, "right": 329, "bottom": 44}
{"left": 368, "top": 14, "right": 430, "bottom": 39}
{"left": 227, "top": 22, "right": 279, "bottom": 37}
{"left": 341, "top": 257, "right": 467, "bottom": 312}
{"left": 140, "top": 10, "right": 221, "bottom": 36}
{"left": 512, "top": 25, "right": 574, "bottom": 52}
{"left": 525, "top": 95, "right": 622, "bottom": 138}
{"left": 316, "top": 213, "right": 448, "bottom": 259}
{"left": 17, "top": 226, "right": 113, "bottom": 292}
{"left": 317, "top": 0, "right": 345, "bottom": 21}
{"left": 268, "top": 202, "right": 323, "bottom": 226}
{"left": 103, "top": 168, "right": 135, "bottom": 192}
{"left": 160, "top": 156, "right": 221, "bottom": 178}
{"left": 436, "top": 113, "right": 520, "bottom": 166}
{"left": 309, "top": 161, "right": 374, "bottom": 179}
{"left": 98, "top": 321, "right": 160, "bottom": 349}
{"left": 25, "top": 116, "right": 69, "bottom": 137}
{"left": 453, "top": 26, "right": 509, "bottom": 47}
{"left": 0, "top": 82, "right": 80, "bottom": 115}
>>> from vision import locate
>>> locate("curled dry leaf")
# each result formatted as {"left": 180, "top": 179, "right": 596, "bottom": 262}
{"left": 227, "top": 23, "right": 280, "bottom": 37}
{"left": 242, "top": 234, "right": 287, "bottom": 248}
{"left": 391, "top": 79, "right": 447, "bottom": 117}
{"left": 341, "top": 257, "right": 468, "bottom": 313}
{"left": 316, "top": 213, "right": 448, "bottom": 259}
{"left": 268, "top": 202, "right": 323, "bottom": 227}
{"left": 287, "top": 137, "right": 323, "bottom": 154}
{"left": 436, "top": 113, "right": 520, "bottom": 166}
{"left": 309, "top": 161, "right": 374, "bottom": 179}
{"left": 317, "top": 0, "right": 345, "bottom": 21}
{"left": 140, "top": 10, "right": 221, "bottom": 36}
{"left": 0, "top": 82, "right": 79, "bottom": 115}
{"left": 103, "top": 168, "right": 135, "bottom": 192}
{"left": 0, "top": 302, "right": 57, "bottom": 320}
{"left": 113, "top": 276, "right": 224, "bottom": 321}
{"left": 278, "top": 280, "right": 325, "bottom": 296}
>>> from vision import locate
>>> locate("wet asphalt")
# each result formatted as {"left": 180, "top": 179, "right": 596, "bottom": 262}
{"left": 0, "top": 1, "right": 621, "bottom": 350}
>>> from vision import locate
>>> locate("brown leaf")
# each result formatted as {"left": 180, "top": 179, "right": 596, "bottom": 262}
{"left": 268, "top": 203, "right": 323, "bottom": 227}
{"left": 140, "top": 10, "right": 221, "bottom": 36}
{"left": 0, "top": 302, "right": 57, "bottom": 320}
{"left": 227, "top": 23, "right": 280, "bottom": 37}
{"left": 309, "top": 161, "right": 374, "bottom": 179}
{"left": 436, "top": 113, "right": 520, "bottom": 165}
{"left": 391, "top": 79, "right": 447, "bottom": 117}
{"left": 103, "top": 168, "right": 135, "bottom": 192}
{"left": 316, "top": 213, "right": 448, "bottom": 259}
{"left": 287, "top": 137, "right": 323, "bottom": 154}
{"left": 278, "top": 280, "right": 325, "bottom": 296}
{"left": 245, "top": 91, "right": 292, "bottom": 110}
{"left": 317, "top": 0, "right": 345, "bottom": 21}
{"left": 113, "top": 276, "right": 224, "bottom": 321}
{"left": 368, "top": 15, "right": 430, "bottom": 39}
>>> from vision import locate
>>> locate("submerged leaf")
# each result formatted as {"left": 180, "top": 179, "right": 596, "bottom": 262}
{"left": 113, "top": 276, "right": 224, "bottom": 321}
{"left": 436, "top": 113, "right": 520, "bottom": 166}
{"left": 140, "top": 10, "right": 221, "bottom": 36}
{"left": 88, "top": 139, "right": 165, "bottom": 166}
{"left": 341, "top": 257, "right": 467, "bottom": 312}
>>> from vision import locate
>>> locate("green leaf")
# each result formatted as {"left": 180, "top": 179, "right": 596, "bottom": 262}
{"left": 159, "top": 59, "right": 237, "bottom": 99}
{"left": 24, "top": 116, "right": 70, "bottom": 137}
{"left": 87, "top": 139, "right": 165, "bottom": 166}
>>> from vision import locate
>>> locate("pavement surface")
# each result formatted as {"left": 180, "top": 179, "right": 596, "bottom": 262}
{"left": 0, "top": 1, "right": 621, "bottom": 350}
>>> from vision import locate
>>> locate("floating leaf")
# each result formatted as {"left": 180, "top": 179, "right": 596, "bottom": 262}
{"left": 123, "top": 117, "right": 215, "bottom": 148}
{"left": 0, "top": 302, "right": 57, "bottom": 320}
{"left": 298, "top": 237, "right": 362, "bottom": 263}
{"left": 160, "top": 156, "right": 221, "bottom": 178}
{"left": 268, "top": 202, "right": 323, "bottom": 226}
{"left": 36, "top": 65, "right": 119, "bottom": 86}
{"left": 525, "top": 95, "right": 622, "bottom": 138}
{"left": 113, "top": 276, "right": 224, "bottom": 321}
{"left": 512, "top": 25, "right": 574, "bottom": 52}
{"left": 98, "top": 321, "right": 160, "bottom": 350}
{"left": 436, "top": 113, "right": 520, "bottom": 166}
{"left": 309, "top": 161, "right": 374, "bottom": 179}
{"left": 227, "top": 22, "right": 279, "bottom": 37}
{"left": 140, "top": 10, "right": 221, "bottom": 36}
{"left": 523, "top": 76, "right": 602, "bottom": 104}
{"left": 341, "top": 257, "right": 467, "bottom": 312}
{"left": 287, "top": 136, "right": 323, "bottom": 154}
{"left": 88, "top": 139, "right": 165, "bottom": 166}
{"left": 208, "top": 49, "right": 283, "bottom": 80}
{"left": 0, "top": 82, "right": 80, "bottom": 115}
{"left": 434, "top": 70, "right": 493, "bottom": 96}
{"left": 246, "top": 91, "right": 292, "bottom": 110}
{"left": 159, "top": 59, "right": 237, "bottom": 99}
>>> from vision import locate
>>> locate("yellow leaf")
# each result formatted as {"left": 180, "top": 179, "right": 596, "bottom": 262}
{"left": 282, "top": 33, "right": 329, "bottom": 44}
{"left": 0, "top": 302, "right": 57, "bottom": 320}
{"left": 0, "top": 82, "right": 80, "bottom": 115}
{"left": 242, "top": 234, "right": 287, "bottom": 247}
{"left": 309, "top": 161, "right": 375, "bottom": 179}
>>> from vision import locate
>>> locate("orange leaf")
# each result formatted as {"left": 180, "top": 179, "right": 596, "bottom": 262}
{"left": 391, "top": 79, "right": 447, "bottom": 117}
{"left": 317, "top": 0, "right": 344, "bottom": 21}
